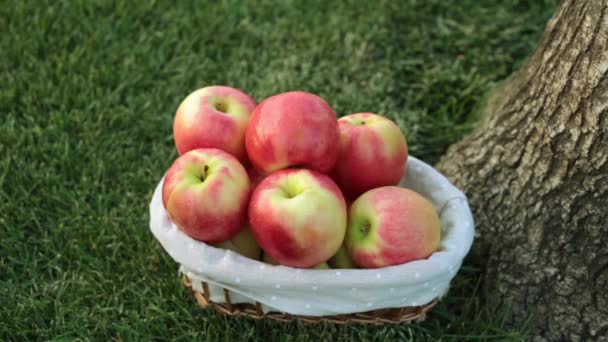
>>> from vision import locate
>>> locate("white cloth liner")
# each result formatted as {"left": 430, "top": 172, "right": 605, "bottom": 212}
{"left": 149, "top": 156, "right": 474, "bottom": 316}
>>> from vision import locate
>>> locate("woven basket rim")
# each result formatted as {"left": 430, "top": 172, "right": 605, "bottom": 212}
{"left": 183, "top": 276, "right": 439, "bottom": 324}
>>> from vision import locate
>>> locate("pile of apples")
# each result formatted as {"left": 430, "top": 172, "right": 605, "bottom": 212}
{"left": 162, "top": 86, "right": 441, "bottom": 270}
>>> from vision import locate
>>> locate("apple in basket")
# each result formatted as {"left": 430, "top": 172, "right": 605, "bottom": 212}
{"left": 245, "top": 91, "right": 340, "bottom": 174}
{"left": 173, "top": 86, "right": 256, "bottom": 162}
{"left": 246, "top": 166, "right": 265, "bottom": 191}
{"left": 249, "top": 168, "right": 347, "bottom": 268}
{"left": 345, "top": 186, "right": 440, "bottom": 268}
{"left": 211, "top": 226, "right": 262, "bottom": 260}
{"left": 263, "top": 253, "right": 330, "bottom": 269}
{"left": 331, "top": 113, "right": 408, "bottom": 198}
{"left": 162, "top": 148, "right": 250, "bottom": 242}
{"left": 328, "top": 244, "right": 357, "bottom": 269}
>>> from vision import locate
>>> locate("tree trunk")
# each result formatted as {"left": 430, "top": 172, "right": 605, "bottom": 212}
{"left": 436, "top": 0, "right": 608, "bottom": 341}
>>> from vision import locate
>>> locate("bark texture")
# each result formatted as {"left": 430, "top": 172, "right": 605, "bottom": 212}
{"left": 436, "top": 0, "right": 608, "bottom": 340}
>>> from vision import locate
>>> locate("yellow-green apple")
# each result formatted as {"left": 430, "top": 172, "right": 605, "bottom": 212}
{"left": 262, "top": 253, "right": 278, "bottom": 265}
{"left": 162, "top": 148, "right": 250, "bottom": 242}
{"left": 263, "top": 253, "right": 330, "bottom": 269}
{"left": 173, "top": 86, "right": 256, "bottom": 162}
{"left": 249, "top": 168, "right": 347, "bottom": 268}
{"left": 345, "top": 186, "right": 440, "bottom": 268}
{"left": 328, "top": 244, "right": 357, "bottom": 269}
{"left": 245, "top": 91, "right": 339, "bottom": 174}
{"left": 332, "top": 113, "right": 408, "bottom": 198}
{"left": 313, "top": 262, "right": 331, "bottom": 269}
{"left": 211, "top": 226, "right": 261, "bottom": 260}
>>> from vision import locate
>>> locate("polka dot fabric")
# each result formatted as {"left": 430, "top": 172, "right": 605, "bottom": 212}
{"left": 149, "top": 156, "right": 474, "bottom": 316}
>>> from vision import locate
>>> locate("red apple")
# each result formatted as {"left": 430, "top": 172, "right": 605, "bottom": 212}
{"left": 345, "top": 186, "right": 440, "bottom": 268}
{"left": 162, "top": 148, "right": 250, "bottom": 242}
{"left": 173, "top": 86, "right": 256, "bottom": 162}
{"left": 245, "top": 91, "right": 339, "bottom": 174}
{"left": 246, "top": 165, "right": 265, "bottom": 191}
{"left": 332, "top": 113, "right": 408, "bottom": 198}
{"left": 249, "top": 168, "right": 347, "bottom": 268}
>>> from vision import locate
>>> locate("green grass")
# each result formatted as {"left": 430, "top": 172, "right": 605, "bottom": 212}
{"left": 1, "top": 0, "right": 556, "bottom": 340}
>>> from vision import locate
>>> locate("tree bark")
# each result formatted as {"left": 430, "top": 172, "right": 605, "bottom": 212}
{"left": 436, "top": 0, "right": 608, "bottom": 341}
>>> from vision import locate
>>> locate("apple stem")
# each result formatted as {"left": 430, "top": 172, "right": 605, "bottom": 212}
{"left": 361, "top": 121, "right": 366, "bottom": 125}
{"left": 360, "top": 224, "right": 370, "bottom": 236}
{"left": 199, "top": 165, "right": 209, "bottom": 182}
{"left": 214, "top": 102, "right": 227, "bottom": 113}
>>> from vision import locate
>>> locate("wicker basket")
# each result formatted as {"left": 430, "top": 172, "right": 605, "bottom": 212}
{"left": 151, "top": 156, "right": 474, "bottom": 324}
{"left": 183, "top": 275, "right": 439, "bottom": 324}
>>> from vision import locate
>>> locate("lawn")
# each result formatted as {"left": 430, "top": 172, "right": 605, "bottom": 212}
{"left": 1, "top": 0, "right": 557, "bottom": 340}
